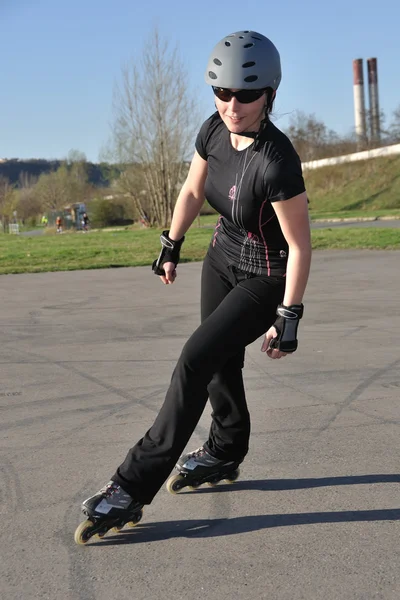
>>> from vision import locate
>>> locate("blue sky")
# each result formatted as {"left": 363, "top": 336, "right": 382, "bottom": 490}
{"left": 1, "top": 0, "right": 399, "bottom": 162}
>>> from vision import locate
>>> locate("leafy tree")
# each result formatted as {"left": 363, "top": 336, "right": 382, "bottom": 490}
{"left": 33, "top": 167, "right": 69, "bottom": 211}
{"left": 33, "top": 158, "right": 90, "bottom": 211}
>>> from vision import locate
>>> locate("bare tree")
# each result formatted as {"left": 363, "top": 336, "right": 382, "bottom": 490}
{"left": 19, "top": 171, "right": 38, "bottom": 190}
{"left": 17, "top": 172, "right": 42, "bottom": 224}
{"left": 66, "top": 152, "right": 90, "bottom": 206}
{"left": 17, "top": 187, "right": 43, "bottom": 224}
{"left": 389, "top": 104, "right": 400, "bottom": 143}
{"left": 110, "top": 28, "right": 201, "bottom": 227}
{"left": 0, "top": 177, "right": 17, "bottom": 232}
{"left": 365, "top": 109, "right": 391, "bottom": 148}
{"left": 67, "top": 149, "right": 87, "bottom": 164}
{"left": 286, "top": 111, "right": 341, "bottom": 161}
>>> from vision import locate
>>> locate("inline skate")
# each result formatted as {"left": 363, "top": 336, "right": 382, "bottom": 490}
{"left": 166, "top": 447, "right": 241, "bottom": 494}
{"left": 74, "top": 481, "right": 143, "bottom": 545}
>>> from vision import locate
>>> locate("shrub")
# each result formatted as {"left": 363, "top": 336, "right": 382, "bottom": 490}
{"left": 89, "top": 198, "right": 133, "bottom": 228}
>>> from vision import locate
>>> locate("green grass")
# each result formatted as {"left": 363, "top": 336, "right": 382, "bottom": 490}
{"left": 305, "top": 154, "right": 400, "bottom": 216}
{"left": 197, "top": 214, "right": 219, "bottom": 227}
{"left": 311, "top": 228, "right": 400, "bottom": 249}
{"left": 0, "top": 227, "right": 399, "bottom": 275}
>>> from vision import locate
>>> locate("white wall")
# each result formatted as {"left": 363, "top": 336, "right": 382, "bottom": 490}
{"left": 302, "top": 143, "right": 400, "bottom": 171}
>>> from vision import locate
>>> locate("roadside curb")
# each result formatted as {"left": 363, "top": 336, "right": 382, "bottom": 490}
{"left": 312, "top": 215, "right": 400, "bottom": 223}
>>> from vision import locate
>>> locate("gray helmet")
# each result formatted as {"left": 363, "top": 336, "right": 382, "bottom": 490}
{"left": 205, "top": 31, "right": 281, "bottom": 91}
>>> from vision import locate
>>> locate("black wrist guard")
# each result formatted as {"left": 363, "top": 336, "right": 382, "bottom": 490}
{"left": 152, "top": 230, "right": 185, "bottom": 276}
{"left": 269, "top": 304, "right": 304, "bottom": 353}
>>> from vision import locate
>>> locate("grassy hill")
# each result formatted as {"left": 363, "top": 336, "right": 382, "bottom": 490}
{"left": 2, "top": 153, "right": 399, "bottom": 221}
{"left": 305, "top": 154, "right": 400, "bottom": 217}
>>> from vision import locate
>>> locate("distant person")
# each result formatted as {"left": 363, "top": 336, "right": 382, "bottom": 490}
{"left": 56, "top": 216, "right": 63, "bottom": 233}
{"left": 41, "top": 215, "right": 48, "bottom": 227}
{"left": 81, "top": 213, "right": 90, "bottom": 232}
{"left": 140, "top": 212, "right": 150, "bottom": 228}
{"left": 75, "top": 30, "right": 311, "bottom": 545}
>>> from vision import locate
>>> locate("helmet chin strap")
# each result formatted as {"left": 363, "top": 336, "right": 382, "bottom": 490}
{"left": 219, "top": 90, "right": 275, "bottom": 146}
{"left": 215, "top": 101, "right": 262, "bottom": 139}
{"left": 228, "top": 105, "right": 269, "bottom": 144}
{"left": 231, "top": 130, "right": 258, "bottom": 138}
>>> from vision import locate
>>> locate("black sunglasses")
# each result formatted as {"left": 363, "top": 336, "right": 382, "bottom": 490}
{"left": 212, "top": 86, "right": 267, "bottom": 104}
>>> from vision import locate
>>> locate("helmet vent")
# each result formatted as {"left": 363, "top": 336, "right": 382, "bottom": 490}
{"left": 243, "top": 43, "right": 254, "bottom": 48}
{"left": 213, "top": 58, "right": 222, "bottom": 66}
{"left": 242, "top": 61, "right": 256, "bottom": 68}
{"left": 244, "top": 75, "right": 258, "bottom": 83}
{"left": 208, "top": 71, "right": 217, "bottom": 80}
{"left": 243, "top": 30, "right": 249, "bottom": 33}
{"left": 225, "top": 41, "right": 231, "bottom": 47}
{"left": 251, "top": 36, "right": 262, "bottom": 40}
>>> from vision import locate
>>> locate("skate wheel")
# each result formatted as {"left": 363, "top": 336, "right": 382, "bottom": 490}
{"left": 166, "top": 473, "right": 186, "bottom": 494}
{"left": 112, "top": 525, "right": 124, "bottom": 533}
{"left": 127, "top": 509, "right": 143, "bottom": 528}
{"left": 206, "top": 475, "right": 221, "bottom": 487}
{"left": 224, "top": 468, "right": 240, "bottom": 483}
{"left": 74, "top": 519, "right": 95, "bottom": 545}
{"left": 94, "top": 523, "right": 110, "bottom": 539}
{"left": 188, "top": 482, "right": 200, "bottom": 490}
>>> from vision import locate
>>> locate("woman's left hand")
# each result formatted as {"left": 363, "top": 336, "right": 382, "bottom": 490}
{"left": 261, "top": 326, "right": 288, "bottom": 359}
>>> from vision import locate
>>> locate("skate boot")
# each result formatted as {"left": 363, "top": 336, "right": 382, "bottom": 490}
{"left": 166, "top": 447, "right": 241, "bottom": 494}
{"left": 74, "top": 481, "right": 143, "bottom": 545}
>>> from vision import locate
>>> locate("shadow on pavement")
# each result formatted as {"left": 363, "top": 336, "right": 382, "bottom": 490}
{"left": 88, "top": 474, "right": 400, "bottom": 547}
{"left": 95, "top": 508, "right": 400, "bottom": 547}
{"left": 189, "top": 473, "right": 400, "bottom": 494}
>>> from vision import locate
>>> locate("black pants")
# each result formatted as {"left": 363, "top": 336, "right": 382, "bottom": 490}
{"left": 112, "top": 250, "right": 285, "bottom": 503}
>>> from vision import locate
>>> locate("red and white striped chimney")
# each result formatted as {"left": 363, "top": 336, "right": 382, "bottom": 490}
{"left": 367, "top": 58, "right": 380, "bottom": 142}
{"left": 353, "top": 59, "right": 367, "bottom": 147}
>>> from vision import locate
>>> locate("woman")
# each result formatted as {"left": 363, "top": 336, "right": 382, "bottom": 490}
{"left": 75, "top": 30, "right": 311, "bottom": 544}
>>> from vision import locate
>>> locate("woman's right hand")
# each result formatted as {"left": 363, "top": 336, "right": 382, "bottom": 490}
{"left": 160, "top": 262, "right": 177, "bottom": 285}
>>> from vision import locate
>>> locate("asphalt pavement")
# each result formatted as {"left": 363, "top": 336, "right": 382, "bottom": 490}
{"left": 1, "top": 251, "right": 399, "bottom": 600}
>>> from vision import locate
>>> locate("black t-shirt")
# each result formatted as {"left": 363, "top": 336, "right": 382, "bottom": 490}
{"left": 195, "top": 112, "right": 306, "bottom": 276}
